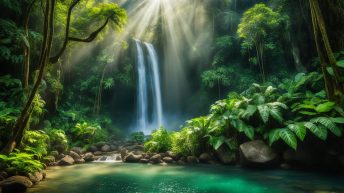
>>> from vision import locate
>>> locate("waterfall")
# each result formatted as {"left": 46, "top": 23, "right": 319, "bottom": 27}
{"left": 134, "top": 40, "right": 164, "bottom": 133}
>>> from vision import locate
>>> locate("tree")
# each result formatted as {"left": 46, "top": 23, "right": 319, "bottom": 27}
{"left": 309, "top": 0, "right": 344, "bottom": 105}
{"left": 237, "top": 3, "right": 283, "bottom": 82}
{"left": 1, "top": 0, "right": 127, "bottom": 154}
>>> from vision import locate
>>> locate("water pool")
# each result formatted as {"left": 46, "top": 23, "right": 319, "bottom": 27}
{"left": 28, "top": 163, "right": 344, "bottom": 193}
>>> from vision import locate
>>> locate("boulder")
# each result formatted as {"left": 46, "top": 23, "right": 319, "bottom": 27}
{"left": 56, "top": 153, "right": 65, "bottom": 160}
{"left": 69, "top": 151, "right": 81, "bottom": 160}
{"left": 240, "top": 140, "right": 278, "bottom": 168}
{"left": 162, "top": 157, "right": 174, "bottom": 163}
{"left": 160, "top": 162, "right": 168, "bottom": 166}
{"left": 177, "top": 160, "right": 186, "bottom": 165}
{"left": 101, "top": 145, "right": 111, "bottom": 152}
{"left": 149, "top": 154, "right": 161, "bottom": 164}
{"left": 96, "top": 142, "right": 107, "bottom": 149}
{"left": 43, "top": 156, "right": 55, "bottom": 165}
{"left": 94, "top": 151, "right": 103, "bottom": 156}
{"left": 110, "top": 145, "right": 118, "bottom": 151}
{"left": 28, "top": 172, "right": 44, "bottom": 184}
{"left": 71, "top": 147, "right": 83, "bottom": 155}
{"left": 49, "top": 151, "right": 59, "bottom": 158}
{"left": 215, "top": 146, "right": 236, "bottom": 165}
{"left": 187, "top": 156, "right": 199, "bottom": 164}
{"left": 83, "top": 152, "right": 95, "bottom": 162}
{"left": 140, "top": 158, "right": 150, "bottom": 163}
{"left": 58, "top": 155, "right": 75, "bottom": 166}
{"left": 199, "top": 153, "right": 212, "bottom": 163}
{"left": 87, "top": 145, "right": 98, "bottom": 153}
{"left": 166, "top": 151, "right": 179, "bottom": 160}
{"left": 124, "top": 153, "right": 142, "bottom": 163}
{"left": 126, "top": 144, "right": 145, "bottom": 151}
{"left": 75, "top": 158, "right": 85, "bottom": 164}
{"left": 0, "top": 171, "right": 8, "bottom": 181}
{"left": 120, "top": 149, "right": 128, "bottom": 160}
{"left": 0, "top": 176, "right": 33, "bottom": 193}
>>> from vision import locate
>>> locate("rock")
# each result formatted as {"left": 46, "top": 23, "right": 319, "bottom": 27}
{"left": 71, "top": 147, "right": 83, "bottom": 155}
{"left": 215, "top": 146, "right": 236, "bottom": 165}
{"left": 283, "top": 148, "right": 312, "bottom": 167}
{"left": 28, "top": 172, "right": 44, "bottom": 184}
{"left": 133, "top": 150, "right": 144, "bottom": 155}
{"left": 162, "top": 157, "right": 174, "bottom": 163}
{"left": 96, "top": 142, "right": 107, "bottom": 149}
{"left": 0, "top": 171, "right": 8, "bottom": 181}
{"left": 187, "top": 156, "right": 199, "bottom": 164}
{"left": 177, "top": 160, "right": 186, "bottom": 165}
{"left": 139, "top": 159, "right": 149, "bottom": 163}
{"left": 110, "top": 145, "right": 118, "bottom": 151}
{"left": 166, "top": 151, "right": 179, "bottom": 160}
{"left": 94, "top": 151, "right": 103, "bottom": 156}
{"left": 0, "top": 176, "right": 33, "bottom": 193}
{"left": 49, "top": 151, "right": 59, "bottom": 158}
{"left": 149, "top": 154, "right": 161, "bottom": 164}
{"left": 69, "top": 151, "right": 81, "bottom": 160}
{"left": 199, "top": 153, "right": 212, "bottom": 163}
{"left": 160, "top": 162, "right": 168, "bottom": 166}
{"left": 126, "top": 144, "right": 145, "bottom": 151}
{"left": 58, "top": 155, "right": 75, "bottom": 166}
{"left": 240, "top": 140, "right": 278, "bottom": 168}
{"left": 57, "top": 153, "right": 65, "bottom": 160}
{"left": 48, "top": 162, "right": 59, "bottom": 167}
{"left": 43, "top": 156, "right": 55, "bottom": 165}
{"left": 83, "top": 152, "right": 95, "bottom": 162}
{"left": 101, "top": 145, "right": 111, "bottom": 152}
{"left": 75, "top": 158, "right": 85, "bottom": 164}
{"left": 120, "top": 149, "right": 128, "bottom": 160}
{"left": 159, "top": 153, "right": 167, "bottom": 158}
{"left": 124, "top": 153, "right": 142, "bottom": 163}
{"left": 87, "top": 145, "right": 98, "bottom": 152}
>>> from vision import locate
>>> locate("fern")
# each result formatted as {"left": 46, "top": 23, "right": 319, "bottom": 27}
{"left": 279, "top": 129, "right": 297, "bottom": 150}
{"left": 304, "top": 122, "right": 328, "bottom": 140}
{"left": 310, "top": 117, "right": 342, "bottom": 137}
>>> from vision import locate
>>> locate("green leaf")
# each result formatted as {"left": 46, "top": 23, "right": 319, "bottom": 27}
{"left": 267, "top": 129, "right": 280, "bottom": 146}
{"left": 288, "top": 123, "right": 306, "bottom": 141}
{"left": 337, "top": 60, "right": 344, "bottom": 68}
{"left": 315, "top": 102, "right": 335, "bottom": 113}
{"left": 243, "top": 125, "right": 255, "bottom": 140}
{"left": 209, "top": 136, "right": 225, "bottom": 150}
{"left": 258, "top": 105, "right": 269, "bottom": 123}
{"left": 326, "top": 67, "right": 334, "bottom": 76}
{"left": 304, "top": 122, "right": 328, "bottom": 140}
{"left": 311, "top": 117, "right": 342, "bottom": 137}
{"left": 330, "top": 117, "right": 344, "bottom": 124}
{"left": 279, "top": 129, "right": 297, "bottom": 150}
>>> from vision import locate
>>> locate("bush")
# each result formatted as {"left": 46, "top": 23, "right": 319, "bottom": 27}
{"left": 22, "top": 130, "right": 49, "bottom": 158}
{"left": 71, "top": 122, "right": 108, "bottom": 147}
{"left": 130, "top": 131, "right": 145, "bottom": 143}
{"left": 0, "top": 152, "right": 44, "bottom": 175}
{"left": 144, "top": 127, "right": 171, "bottom": 153}
{"left": 47, "top": 129, "right": 68, "bottom": 153}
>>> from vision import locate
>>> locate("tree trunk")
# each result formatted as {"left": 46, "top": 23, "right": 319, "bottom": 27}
{"left": 1, "top": 0, "right": 56, "bottom": 154}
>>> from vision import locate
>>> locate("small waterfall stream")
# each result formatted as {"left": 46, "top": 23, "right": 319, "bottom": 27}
{"left": 134, "top": 40, "right": 164, "bottom": 133}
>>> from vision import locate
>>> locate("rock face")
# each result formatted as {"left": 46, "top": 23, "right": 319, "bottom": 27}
{"left": 149, "top": 154, "right": 161, "bottom": 164}
{"left": 101, "top": 145, "right": 111, "bottom": 152}
{"left": 239, "top": 140, "right": 278, "bottom": 168}
{"left": 215, "top": 146, "right": 236, "bottom": 165}
{"left": 124, "top": 153, "right": 142, "bottom": 163}
{"left": 59, "top": 155, "right": 75, "bottom": 166}
{"left": 199, "top": 153, "right": 212, "bottom": 163}
{"left": 0, "top": 176, "right": 33, "bottom": 193}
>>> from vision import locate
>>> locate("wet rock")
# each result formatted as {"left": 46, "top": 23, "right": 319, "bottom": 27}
{"left": 149, "top": 154, "right": 161, "bottom": 164}
{"left": 75, "top": 158, "right": 85, "bottom": 164}
{"left": 0, "top": 176, "right": 33, "bottom": 193}
{"left": 28, "top": 172, "right": 44, "bottom": 184}
{"left": 133, "top": 150, "right": 144, "bottom": 155}
{"left": 199, "top": 153, "right": 212, "bottom": 163}
{"left": 57, "top": 153, "right": 65, "bottom": 160}
{"left": 120, "top": 149, "right": 128, "bottom": 160}
{"left": 69, "top": 151, "right": 81, "bottom": 160}
{"left": 187, "top": 156, "right": 199, "bottom": 164}
{"left": 71, "top": 147, "right": 83, "bottom": 155}
{"left": 160, "top": 162, "right": 168, "bottom": 166}
{"left": 83, "top": 152, "right": 95, "bottom": 162}
{"left": 110, "top": 145, "right": 118, "bottom": 151}
{"left": 215, "top": 146, "right": 236, "bottom": 165}
{"left": 96, "top": 142, "right": 107, "bottom": 149}
{"left": 124, "top": 153, "right": 142, "bottom": 163}
{"left": 162, "top": 157, "right": 174, "bottom": 163}
{"left": 140, "top": 158, "right": 150, "bottom": 163}
{"left": 166, "top": 151, "right": 179, "bottom": 160}
{"left": 101, "top": 145, "right": 111, "bottom": 152}
{"left": 58, "top": 155, "right": 75, "bottom": 166}
{"left": 94, "top": 151, "right": 103, "bottom": 156}
{"left": 177, "top": 160, "right": 186, "bottom": 165}
{"left": 240, "top": 140, "right": 278, "bottom": 168}
{"left": 87, "top": 145, "right": 98, "bottom": 153}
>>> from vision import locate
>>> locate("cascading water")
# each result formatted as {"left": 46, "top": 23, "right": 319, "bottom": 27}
{"left": 134, "top": 40, "right": 164, "bottom": 133}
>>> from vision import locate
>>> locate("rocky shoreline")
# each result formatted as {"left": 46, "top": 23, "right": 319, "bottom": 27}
{"left": 1, "top": 139, "right": 343, "bottom": 193}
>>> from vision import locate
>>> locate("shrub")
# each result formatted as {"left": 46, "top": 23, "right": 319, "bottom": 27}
{"left": 71, "top": 122, "right": 108, "bottom": 147}
{"left": 0, "top": 152, "right": 44, "bottom": 175}
{"left": 130, "top": 131, "right": 145, "bottom": 143}
{"left": 144, "top": 127, "right": 171, "bottom": 153}
{"left": 21, "top": 130, "right": 49, "bottom": 158}
{"left": 47, "top": 129, "right": 68, "bottom": 152}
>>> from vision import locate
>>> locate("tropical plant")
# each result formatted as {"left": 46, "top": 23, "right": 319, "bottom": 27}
{"left": 130, "top": 131, "right": 145, "bottom": 143}
{"left": 144, "top": 127, "right": 171, "bottom": 153}
{"left": 21, "top": 130, "right": 49, "bottom": 158}
{"left": 0, "top": 151, "right": 44, "bottom": 175}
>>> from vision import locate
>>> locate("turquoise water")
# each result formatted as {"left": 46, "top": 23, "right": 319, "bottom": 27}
{"left": 28, "top": 163, "right": 344, "bottom": 193}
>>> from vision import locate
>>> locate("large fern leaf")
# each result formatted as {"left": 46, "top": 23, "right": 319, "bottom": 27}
{"left": 279, "top": 129, "right": 297, "bottom": 150}
{"left": 304, "top": 122, "right": 328, "bottom": 140}
{"left": 267, "top": 129, "right": 280, "bottom": 146}
{"left": 311, "top": 117, "right": 342, "bottom": 137}
{"left": 288, "top": 123, "right": 307, "bottom": 141}
{"left": 258, "top": 105, "right": 269, "bottom": 123}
